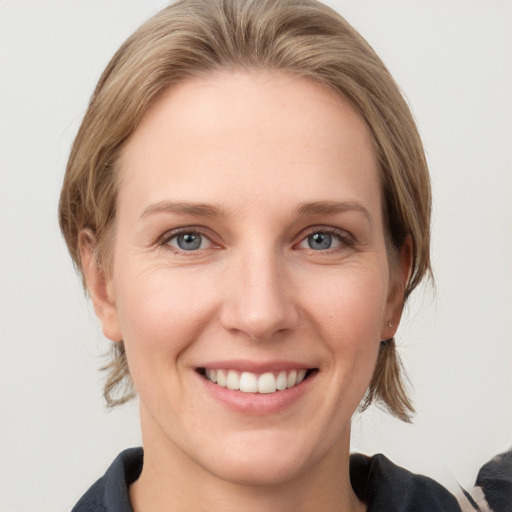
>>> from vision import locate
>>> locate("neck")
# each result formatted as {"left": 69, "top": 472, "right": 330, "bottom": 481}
{"left": 129, "top": 406, "right": 365, "bottom": 512}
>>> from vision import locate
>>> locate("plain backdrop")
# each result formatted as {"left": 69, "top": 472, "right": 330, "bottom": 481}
{"left": 1, "top": 1, "right": 511, "bottom": 510}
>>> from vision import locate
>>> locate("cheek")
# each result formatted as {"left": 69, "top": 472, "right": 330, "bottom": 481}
{"left": 303, "top": 264, "right": 390, "bottom": 340}
{"left": 301, "top": 265, "right": 388, "bottom": 390}
{"left": 112, "top": 265, "right": 219, "bottom": 374}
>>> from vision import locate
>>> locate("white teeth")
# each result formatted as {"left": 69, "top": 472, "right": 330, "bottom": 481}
{"left": 258, "top": 372, "right": 276, "bottom": 393}
{"left": 216, "top": 369, "right": 227, "bottom": 387}
{"left": 296, "top": 369, "right": 307, "bottom": 384}
{"left": 226, "top": 370, "right": 240, "bottom": 390}
{"left": 239, "top": 372, "right": 258, "bottom": 392}
{"left": 204, "top": 368, "right": 310, "bottom": 394}
{"left": 276, "top": 370, "right": 287, "bottom": 390}
{"left": 287, "top": 370, "right": 297, "bottom": 388}
{"left": 205, "top": 368, "right": 218, "bottom": 383}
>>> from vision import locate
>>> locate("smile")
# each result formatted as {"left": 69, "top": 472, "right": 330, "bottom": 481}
{"left": 198, "top": 368, "right": 316, "bottom": 394}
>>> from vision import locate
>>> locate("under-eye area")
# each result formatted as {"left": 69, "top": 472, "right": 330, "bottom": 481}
{"left": 196, "top": 368, "right": 319, "bottom": 394}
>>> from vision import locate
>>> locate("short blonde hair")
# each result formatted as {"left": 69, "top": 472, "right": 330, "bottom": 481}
{"left": 59, "top": 0, "right": 431, "bottom": 421}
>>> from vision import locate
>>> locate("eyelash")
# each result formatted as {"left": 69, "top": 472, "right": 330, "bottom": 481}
{"left": 157, "top": 226, "right": 355, "bottom": 254}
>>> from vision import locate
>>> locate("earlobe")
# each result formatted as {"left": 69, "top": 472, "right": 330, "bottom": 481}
{"left": 79, "top": 230, "right": 122, "bottom": 342}
{"left": 382, "top": 236, "right": 413, "bottom": 340}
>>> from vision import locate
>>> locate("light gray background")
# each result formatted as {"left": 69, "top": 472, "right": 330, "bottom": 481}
{"left": 1, "top": 1, "right": 511, "bottom": 510}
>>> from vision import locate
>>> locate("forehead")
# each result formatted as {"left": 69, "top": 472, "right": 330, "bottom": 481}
{"left": 118, "top": 70, "right": 380, "bottom": 219}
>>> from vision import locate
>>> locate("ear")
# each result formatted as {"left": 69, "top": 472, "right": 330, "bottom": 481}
{"left": 79, "top": 229, "right": 122, "bottom": 342}
{"left": 381, "top": 235, "right": 413, "bottom": 340}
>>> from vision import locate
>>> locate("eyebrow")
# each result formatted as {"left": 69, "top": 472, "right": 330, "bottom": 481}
{"left": 140, "top": 199, "right": 373, "bottom": 225}
{"left": 295, "top": 200, "right": 374, "bottom": 226}
{"left": 140, "top": 200, "right": 228, "bottom": 220}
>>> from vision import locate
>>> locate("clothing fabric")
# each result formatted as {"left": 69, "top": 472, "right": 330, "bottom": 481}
{"left": 475, "top": 450, "right": 512, "bottom": 512}
{"left": 71, "top": 447, "right": 464, "bottom": 511}
{"left": 72, "top": 449, "right": 142, "bottom": 512}
{"left": 350, "top": 453, "right": 461, "bottom": 511}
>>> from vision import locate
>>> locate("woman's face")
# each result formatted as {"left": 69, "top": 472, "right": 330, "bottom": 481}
{"left": 88, "top": 71, "right": 408, "bottom": 485}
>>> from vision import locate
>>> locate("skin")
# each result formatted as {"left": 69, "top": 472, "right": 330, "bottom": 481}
{"left": 81, "top": 71, "right": 411, "bottom": 512}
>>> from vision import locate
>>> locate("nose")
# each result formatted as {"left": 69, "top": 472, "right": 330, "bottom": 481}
{"left": 219, "top": 249, "right": 299, "bottom": 341}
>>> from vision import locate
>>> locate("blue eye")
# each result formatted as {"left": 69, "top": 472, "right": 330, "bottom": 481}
{"left": 168, "top": 232, "right": 210, "bottom": 251}
{"left": 307, "top": 232, "right": 333, "bottom": 250}
{"left": 297, "top": 230, "right": 346, "bottom": 251}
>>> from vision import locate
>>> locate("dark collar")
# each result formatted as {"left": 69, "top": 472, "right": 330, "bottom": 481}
{"left": 71, "top": 448, "right": 142, "bottom": 512}
{"left": 350, "top": 452, "right": 461, "bottom": 511}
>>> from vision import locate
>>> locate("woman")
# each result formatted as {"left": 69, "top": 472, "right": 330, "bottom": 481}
{"left": 58, "top": 0, "right": 474, "bottom": 510}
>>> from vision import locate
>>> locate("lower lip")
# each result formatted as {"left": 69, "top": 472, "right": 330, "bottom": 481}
{"left": 199, "top": 372, "right": 316, "bottom": 415}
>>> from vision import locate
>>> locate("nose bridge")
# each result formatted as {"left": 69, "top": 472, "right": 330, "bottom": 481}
{"left": 221, "top": 242, "right": 298, "bottom": 340}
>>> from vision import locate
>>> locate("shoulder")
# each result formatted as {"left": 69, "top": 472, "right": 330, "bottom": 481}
{"left": 71, "top": 448, "right": 143, "bottom": 512}
{"left": 350, "top": 453, "right": 462, "bottom": 512}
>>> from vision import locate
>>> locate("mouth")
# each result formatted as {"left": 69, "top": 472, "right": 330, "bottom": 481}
{"left": 196, "top": 367, "right": 318, "bottom": 394}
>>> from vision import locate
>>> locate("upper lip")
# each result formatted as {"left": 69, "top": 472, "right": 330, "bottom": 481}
{"left": 196, "top": 360, "right": 316, "bottom": 373}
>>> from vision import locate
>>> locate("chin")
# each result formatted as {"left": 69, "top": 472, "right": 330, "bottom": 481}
{"left": 196, "top": 430, "right": 329, "bottom": 487}
{"left": 208, "top": 453, "right": 307, "bottom": 487}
